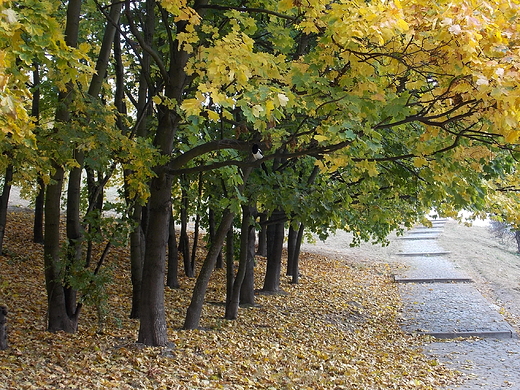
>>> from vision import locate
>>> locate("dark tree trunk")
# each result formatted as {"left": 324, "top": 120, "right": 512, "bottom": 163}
{"left": 190, "top": 172, "right": 203, "bottom": 272}
{"left": 0, "top": 306, "right": 7, "bottom": 350}
{"left": 290, "top": 223, "right": 305, "bottom": 284}
{"left": 515, "top": 230, "right": 520, "bottom": 254}
{"left": 226, "top": 225, "right": 234, "bottom": 305}
{"left": 33, "top": 177, "right": 45, "bottom": 244}
{"left": 65, "top": 150, "right": 84, "bottom": 317}
{"left": 129, "top": 205, "right": 145, "bottom": 319}
{"left": 44, "top": 0, "right": 82, "bottom": 334}
{"left": 137, "top": 0, "right": 209, "bottom": 345}
{"left": 179, "top": 182, "right": 192, "bottom": 277}
{"left": 167, "top": 209, "right": 180, "bottom": 289}
{"left": 0, "top": 164, "right": 13, "bottom": 255}
{"left": 240, "top": 222, "right": 256, "bottom": 305}
{"left": 45, "top": 164, "right": 78, "bottom": 333}
{"left": 287, "top": 224, "right": 297, "bottom": 276}
{"left": 225, "top": 205, "right": 254, "bottom": 319}
{"left": 209, "top": 208, "right": 223, "bottom": 268}
{"left": 262, "top": 211, "right": 285, "bottom": 292}
{"left": 257, "top": 213, "right": 267, "bottom": 256}
{"left": 184, "top": 209, "right": 236, "bottom": 329}
{"left": 126, "top": 0, "right": 152, "bottom": 319}
{"left": 137, "top": 171, "right": 172, "bottom": 346}
{"left": 32, "top": 64, "right": 44, "bottom": 244}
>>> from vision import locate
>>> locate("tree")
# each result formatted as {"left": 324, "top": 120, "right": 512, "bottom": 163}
{"left": 3, "top": 0, "right": 520, "bottom": 345}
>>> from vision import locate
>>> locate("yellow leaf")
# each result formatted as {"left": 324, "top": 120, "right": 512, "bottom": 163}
{"left": 207, "top": 110, "right": 220, "bottom": 122}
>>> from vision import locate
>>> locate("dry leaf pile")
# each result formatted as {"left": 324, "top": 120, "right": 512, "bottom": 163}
{"left": 0, "top": 211, "right": 457, "bottom": 389}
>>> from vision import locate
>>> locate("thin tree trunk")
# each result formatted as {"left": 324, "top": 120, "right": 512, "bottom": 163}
{"left": 226, "top": 205, "right": 257, "bottom": 318}
{"left": 179, "top": 180, "right": 192, "bottom": 277}
{"left": 33, "top": 177, "right": 45, "bottom": 244}
{"left": 290, "top": 222, "right": 305, "bottom": 284}
{"left": 0, "top": 164, "right": 13, "bottom": 255}
{"left": 32, "top": 63, "right": 44, "bottom": 244}
{"left": 240, "top": 213, "right": 256, "bottom": 305}
{"left": 262, "top": 211, "right": 285, "bottom": 292}
{"left": 129, "top": 205, "right": 145, "bottom": 319}
{"left": 167, "top": 208, "right": 180, "bottom": 289}
{"left": 257, "top": 213, "right": 267, "bottom": 256}
{"left": 0, "top": 306, "right": 7, "bottom": 350}
{"left": 209, "top": 208, "right": 223, "bottom": 268}
{"left": 226, "top": 225, "right": 234, "bottom": 305}
{"left": 287, "top": 223, "right": 297, "bottom": 276}
{"left": 184, "top": 167, "right": 252, "bottom": 330}
{"left": 184, "top": 209, "right": 236, "bottom": 329}
{"left": 225, "top": 205, "right": 252, "bottom": 319}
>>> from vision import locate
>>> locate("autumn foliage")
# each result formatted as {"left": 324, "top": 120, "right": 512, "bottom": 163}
{"left": 0, "top": 211, "right": 456, "bottom": 389}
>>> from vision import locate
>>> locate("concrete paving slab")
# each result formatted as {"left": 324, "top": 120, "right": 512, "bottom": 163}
{"left": 399, "top": 283, "right": 516, "bottom": 338}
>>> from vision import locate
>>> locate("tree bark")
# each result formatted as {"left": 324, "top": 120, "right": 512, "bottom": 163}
{"left": 0, "top": 306, "right": 7, "bottom": 350}
{"left": 179, "top": 181, "right": 192, "bottom": 277}
{"left": 0, "top": 164, "right": 13, "bottom": 256}
{"left": 225, "top": 205, "right": 253, "bottom": 319}
{"left": 225, "top": 225, "right": 234, "bottom": 305}
{"left": 45, "top": 164, "right": 78, "bottom": 333}
{"left": 240, "top": 222, "right": 256, "bottom": 305}
{"left": 287, "top": 223, "right": 297, "bottom": 276}
{"left": 262, "top": 211, "right": 285, "bottom": 292}
{"left": 209, "top": 208, "right": 223, "bottom": 268}
{"left": 137, "top": 171, "right": 172, "bottom": 346}
{"left": 184, "top": 209, "right": 236, "bottom": 329}
{"left": 129, "top": 205, "right": 145, "bottom": 319}
{"left": 290, "top": 222, "right": 305, "bottom": 284}
{"left": 33, "top": 177, "right": 45, "bottom": 244}
{"left": 257, "top": 213, "right": 267, "bottom": 256}
{"left": 32, "top": 64, "right": 44, "bottom": 244}
{"left": 167, "top": 208, "right": 180, "bottom": 289}
{"left": 44, "top": 0, "right": 82, "bottom": 333}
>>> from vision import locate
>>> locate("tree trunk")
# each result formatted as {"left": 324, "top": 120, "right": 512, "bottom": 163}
{"left": 45, "top": 164, "right": 78, "bottom": 333}
{"left": 32, "top": 64, "right": 44, "bottom": 244}
{"left": 167, "top": 208, "right": 180, "bottom": 289}
{"left": 209, "top": 208, "right": 223, "bottom": 268}
{"left": 137, "top": 171, "right": 172, "bottom": 346}
{"left": 257, "top": 213, "right": 267, "bottom": 256}
{"left": 0, "top": 164, "right": 13, "bottom": 255}
{"left": 126, "top": 0, "right": 152, "bottom": 319}
{"left": 0, "top": 306, "right": 7, "bottom": 350}
{"left": 225, "top": 205, "right": 254, "bottom": 319}
{"left": 33, "top": 177, "right": 45, "bottom": 244}
{"left": 290, "top": 222, "right": 305, "bottom": 284}
{"left": 129, "top": 205, "right": 145, "bottom": 319}
{"left": 226, "top": 225, "right": 234, "bottom": 305}
{"left": 184, "top": 209, "right": 236, "bottom": 329}
{"left": 44, "top": 0, "right": 82, "bottom": 334}
{"left": 262, "top": 211, "right": 285, "bottom": 292}
{"left": 179, "top": 182, "right": 192, "bottom": 277}
{"left": 287, "top": 223, "right": 297, "bottom": 276}
{"left": 65, "top": 150, "right": 84, "bottom": 317}
{"left": 240, "top": 218, "right": 256, "bottom": 305}
{"left": 515, "top": 230, "right": 520, "bottom": 254}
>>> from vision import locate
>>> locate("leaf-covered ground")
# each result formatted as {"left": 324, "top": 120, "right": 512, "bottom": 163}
{"left": 0, "top": 211, "right": 457, "bottom": 389}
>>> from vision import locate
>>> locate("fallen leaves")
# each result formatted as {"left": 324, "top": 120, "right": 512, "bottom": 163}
{"left": 0, "top": 210, "right": 459, "bottom": 389}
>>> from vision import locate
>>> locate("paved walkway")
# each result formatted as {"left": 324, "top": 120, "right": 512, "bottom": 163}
{"left": 396, "top": 219, "right": 520, "bottom": 388}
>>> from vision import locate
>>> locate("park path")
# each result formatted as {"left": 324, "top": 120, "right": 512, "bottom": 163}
{"left": 395, "top": 219, "right": 520, "bottom": 389}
